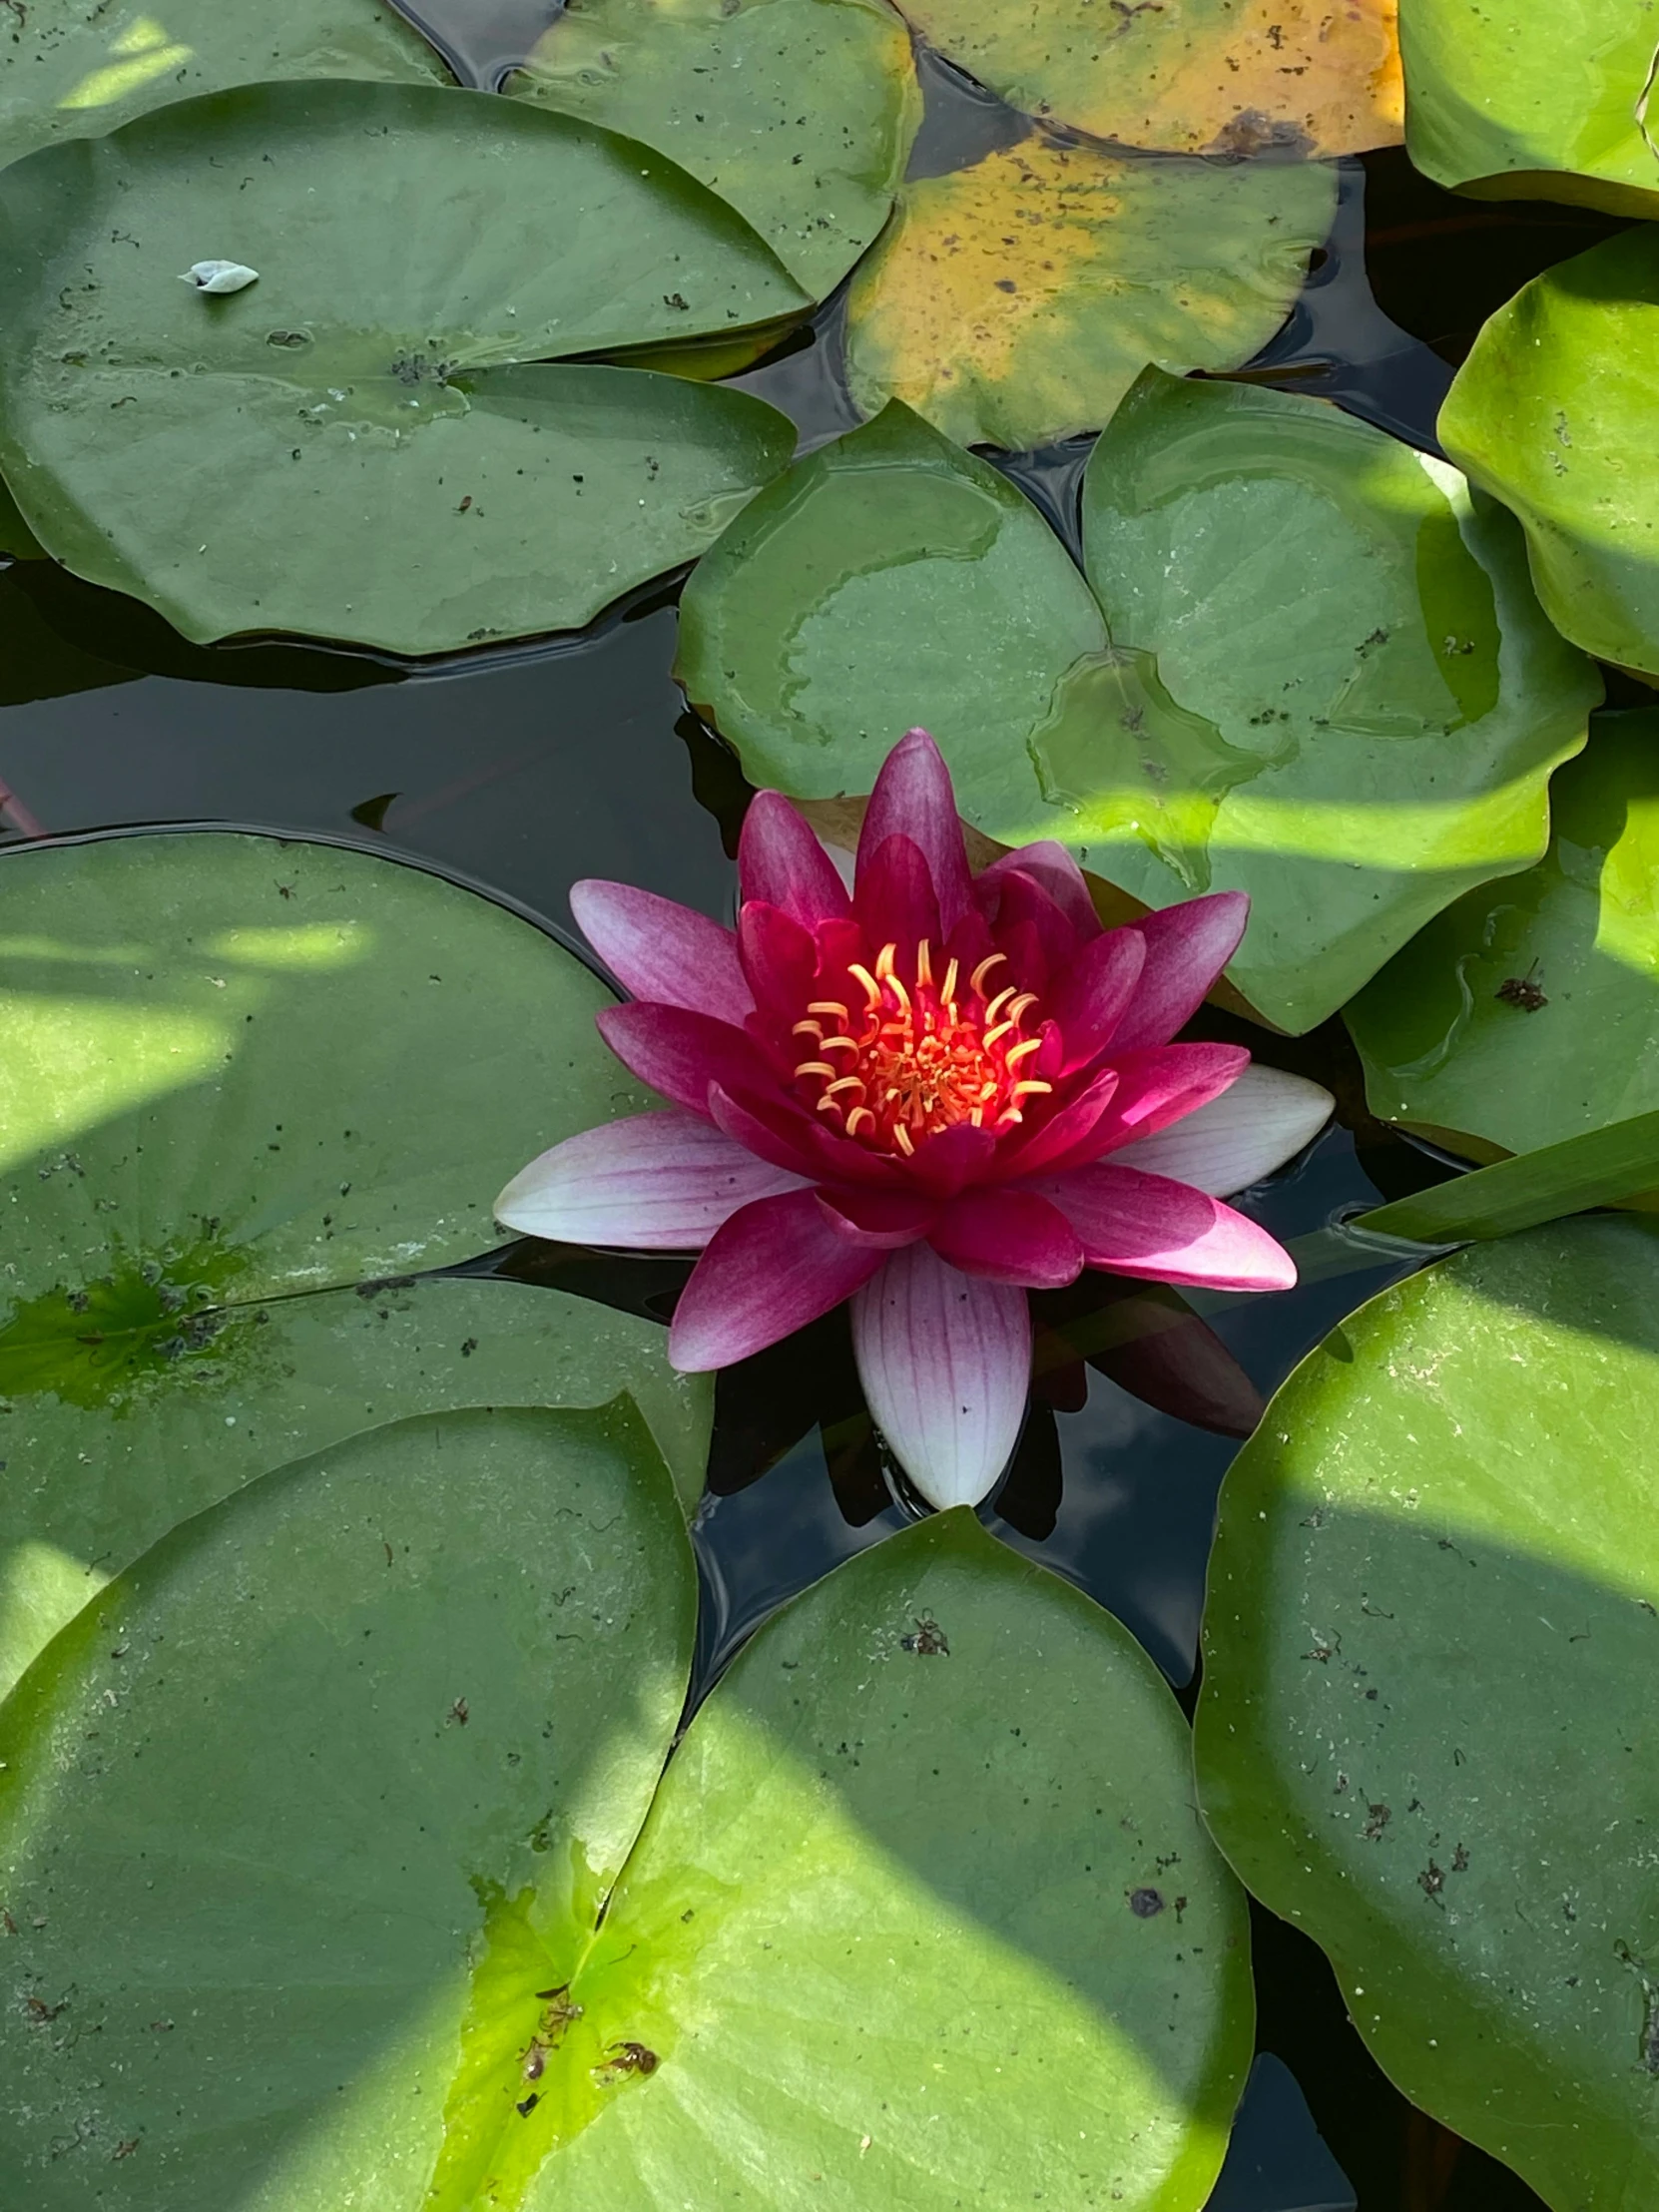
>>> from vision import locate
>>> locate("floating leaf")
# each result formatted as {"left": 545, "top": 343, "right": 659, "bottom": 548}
{"left": 1400, "top": 0, "right": 1659, "bottom": 217}
{"left": 0, "top": 1274, "right": 712, "bottom": 1700}
{"left": 1348, "top": 711, "right": 1659, "bottom": 1160}
{"left": 1069, "top": 371, "right": 1598, "bottom": 1030}
{"left": 677, "top": 400, "right": 1109, "bottom": 800}
{"left": 0, "top": 1500, "right": 1252, "bottom": 2208}
{"left": 0, "top": 82, "right": 804, "bottom": 653}
{"left": 895, "top": 0, "right": 1402, "bottom": 157}
{"left": 508, "top": 0, "right": 920, "bottom": 299}
{"left": 1196, "top": 1219, "right": 1659, "bottom": 2210}
{"left": 0, "top": 0, "right": 449, "bottom": 173}
{"left": 1351, "top": 1106, "right": 1659, "bottom": 1247}
{"left": 843, "top": 134, "right": 1338, "bottom": 451}
{"left": 0, "top": 473, "right": 42, "bottom": 560}
{"left": 1439, "top": 227, "right": 1659, "bottom": 681}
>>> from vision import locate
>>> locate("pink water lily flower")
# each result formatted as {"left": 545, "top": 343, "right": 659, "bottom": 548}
{"left": 498, "top": 731, "right": 1332, "bottom": 1509}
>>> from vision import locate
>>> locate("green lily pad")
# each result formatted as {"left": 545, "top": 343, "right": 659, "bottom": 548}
{"left": 0, "top": 0, "right": 450, "bottom": 173}
{"left": 1069, "top": 371, "right": 1599, "bottom": 1031}
{"left": 1438, "top": 227, "right": 1659, "bottom": 681}
{"left": 0, "top": 82, "right": 805, "bottom": 653}
{"left": 0, "top": 1273, "right": 712, "bottom": 1701}
{"left": 508, "top": 0, "right": 920, "bottom": 300}
{"left": 843, "top": 134, "right": 1338, "bottom": 451}
{"left": 1195, "top": 1218, "right": 1659, "bottom": 2210}
{"left": 1400, "top": 0, "right": 1659, "bottom": 217}
{"left": 676, "top": 400, "right": 1109, "bottom": 802}
{"left": 1348, "top": 710, "right": 1659, "bottom": 1159}
{"left": 893, "top": 0, "right": 1402, "bottom": 156}
{"left": 0, "top": 1497, "right": 1252, "bottom": 2208}
{"left": 0, "top": 473, "right": 43, "bottom": 559}
{"left": 0, "top": 830, "right": 640, "bottom": 1308}
{"left": 0, "top": 1400, "right": 699, "bottom": 2208}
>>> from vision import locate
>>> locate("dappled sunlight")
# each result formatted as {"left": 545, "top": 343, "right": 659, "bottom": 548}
{"left": 0, "top": 992, "right": 233, "bottom": 1176}
{"left": 0, "top": 1537, "right": 111, "bottom": 1705}
{"left": 57, "top": 16, "right": 193, "bottom": 114}
{"left": 204, "top": 921, "right": 375, "bottom": 971}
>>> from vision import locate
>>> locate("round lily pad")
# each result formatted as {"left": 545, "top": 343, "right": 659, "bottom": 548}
{"left": 1401, "top": 0, "right": 1659, "bottom": 217}
{"left": 0, "top": 0, "right": 450, "bottom": 173}
{"left": 1072, "top": 370, "right": 1599, "bottom": 1031}
{"left": 1196, "top": 1218, "right": 1659, "bottom": 2209}
{"left": 843, "top": 133, "right": 1338, "bottom": 451}
{"left": 1347, "top": 709, "right": 1659, "bottom": 1160}
{"left": 894, "top": 0, "right": 1402, "bottom": 156}
{"left": 508, "top": 0, "right": 920, "bottom": 299}
{"left": 0, "top": 830, "right": 639, "bottom": 1312}
{"left": 0, "top": 1273, "right": 713, "bottom": 1700}
{"left": 0, "top": 1495, "right": 1253, "bottom": 2208}
{"left": 1438, "top": 226, "right": 1659, "bottom": 681}
{"left": 676, "top": 399, "right": 1109, "bottom": 802}
{"left": 0, "top": 1400, "right": 699, "bottom": 2209}
{"left": 0, "top": 81, "right": 805, "bottom": 652}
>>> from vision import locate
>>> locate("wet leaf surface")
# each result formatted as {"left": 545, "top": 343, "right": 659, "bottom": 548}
{"left": 1400, "top": 0, "right": 1659, "bottom": 218}
{"left": 895, "top": 0, "right": 1402, "bottom": 157}
{"left": 1196, "top": 1218, "right": 1659, "bottom": 2210}
{"left": 0, "top": 82, "right": 804, "bottom": 652}
{"left": 0, "top": 1498, "right": 1252, "bottom": 2208}
{"left": 0, "top": 0, "right": 450, "bottom": 171}
{"left": 1349, "top": 710, "right": 1659, "bottom": 1160}
{"left": 843, "top": 133, "right": 1338, "bottom": 450}
{"left": 508, "top": 0, "right": 920, "bottom": 298}
{"left": 1071, "top": 371, "right": 1599, "bottom": 1031}
{"left": 1439, "top": 227, "right": 1659, "bottom": 681}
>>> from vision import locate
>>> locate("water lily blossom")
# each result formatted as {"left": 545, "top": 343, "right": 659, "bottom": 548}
{"left": 498, "top": 731, "right": 1332, "bottom": 1508}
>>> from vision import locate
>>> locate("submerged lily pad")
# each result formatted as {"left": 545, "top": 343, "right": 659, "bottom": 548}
{"left": 1347, "top": 710, "right": 1659, "bottom": 1161}
{"left": 676, "top": 400, "right": 1108, "bottom": 800}
{"left": 0, "top": 1274, "right": 712, "bottom": 1700}
{"left": 843, "top": 134, "right": 1337, "bottom": 451}
{"left": 1196, "top": 1219, "right": 1659, "bottom": 2209}
{"left": 0, "top": 474, "right": 42, "bottom": 560}
{"left": 0, "top": 81, "right": 804, "bottom": 653}
{"left": 0, "top": 1492, "right": 1252, "bottom": 2209}
{"left": 509, "top": 0, "right": 920, "bottom": 299}
{"left": 1438, "top": 227, "right": 1659, "bottom": 681}
{"left": 894, "top": 0, "right": 1402, "bottom": 156}
{"left": 1067, "top": 371, "right": 1599, "bottom": 1030}
{"left": 1401, "top": 0, "right": 1659, "bottom": 217}
{"left": 0, "top": 0, "right": 450, "bottom": 173}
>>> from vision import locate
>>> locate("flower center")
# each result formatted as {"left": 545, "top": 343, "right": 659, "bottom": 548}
{"left": 791, "top": 942, "right": 1053, "bottom": 1158}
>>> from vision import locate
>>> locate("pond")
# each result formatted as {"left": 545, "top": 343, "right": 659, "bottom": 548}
{"left": 3, "top": 6, "right": 1658, "bottom": 2210}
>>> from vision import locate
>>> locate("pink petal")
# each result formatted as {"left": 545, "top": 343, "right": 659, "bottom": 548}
{"left": 1113, "top": 1065, "right": 1333, "bottom": 1196}
{"left": 668, "top": 1188, "right": 884, "bottom": 1370}
{"left": 1048, "top": 928, "right": 1148, "bottom": 1069}
{"left": 857, "top": 728, "right": 974, "bottom": 934}
{"left": 495, "top": 1111, "right": 808, "bottom": 1251}
{"left": 976, "top": 840, "right": 1100, "bottom": 943}
{"left": 738, "top": 900, "right": 819, "bottom": 1033}
{"left": 1113, "top": 892, "right": 1250, "bottom": 1051}
{"left": 817, "top": 1186, "right": 937, "bottom": 1249}
{"left": 739, "top": 791, "right": 851, "bottom": 927}
{"left": 709, "top": 1081, "right": 905, "bottom": 1189}
{"left": 929, "top": 1188, "right": 1084, "bottom": 1288}
{"left": 1068, "top": 1042, "right": 1250, "bottom": 1160}
{"left": 854, "top": 832, "right": 940, "bottom": 952}
{"left": 596, "top": 1002, "right": 781, "bottom": 1120}
{"left": 1035, "top": 1163, "right": 1297, "bottom": 1292}
{"left": 851, "top": 1243, "right": 1032, "bottom": 1509}
{"left": 987, "top": 1065, "right": 1120, "bottom": 1181}
{"left": 570, "top": 880, "right": 755, "bottom": 1022}
{"left": 905, "top": 1120, "right": 999, "bottom": 1197}
{"left": 983, "top": 867, "right": 1079, "bottom": 986}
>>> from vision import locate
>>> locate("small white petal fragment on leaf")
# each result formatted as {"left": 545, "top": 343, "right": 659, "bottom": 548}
{"left": 179, "top": 261, "right": 260, "bottom": 294}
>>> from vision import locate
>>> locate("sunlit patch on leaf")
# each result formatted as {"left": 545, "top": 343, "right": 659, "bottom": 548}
{"left": 895, "top": 0, "right": 1401, "bottom": 158}
{"left": 843, "top": 133, "right": 1338, "bottom": 451}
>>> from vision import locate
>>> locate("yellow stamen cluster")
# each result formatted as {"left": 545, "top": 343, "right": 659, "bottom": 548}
{"left": 791, "top": 940, "right": 1053, "bottom": 1155}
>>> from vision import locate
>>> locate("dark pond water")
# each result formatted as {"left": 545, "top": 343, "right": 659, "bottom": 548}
{"left": 0, "top": 22, "right": 1626, "bottom": 2208}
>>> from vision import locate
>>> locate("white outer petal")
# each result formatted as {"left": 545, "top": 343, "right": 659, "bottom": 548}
{"left": 1111, "top": 1065, "right": 1333, "bottom": 1197}
{"left": 851, "top": 1243, "right": 1031, "bottom": 1510}
{"left": 495, "top": 1112, "right": 808, "bottom": 1251}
